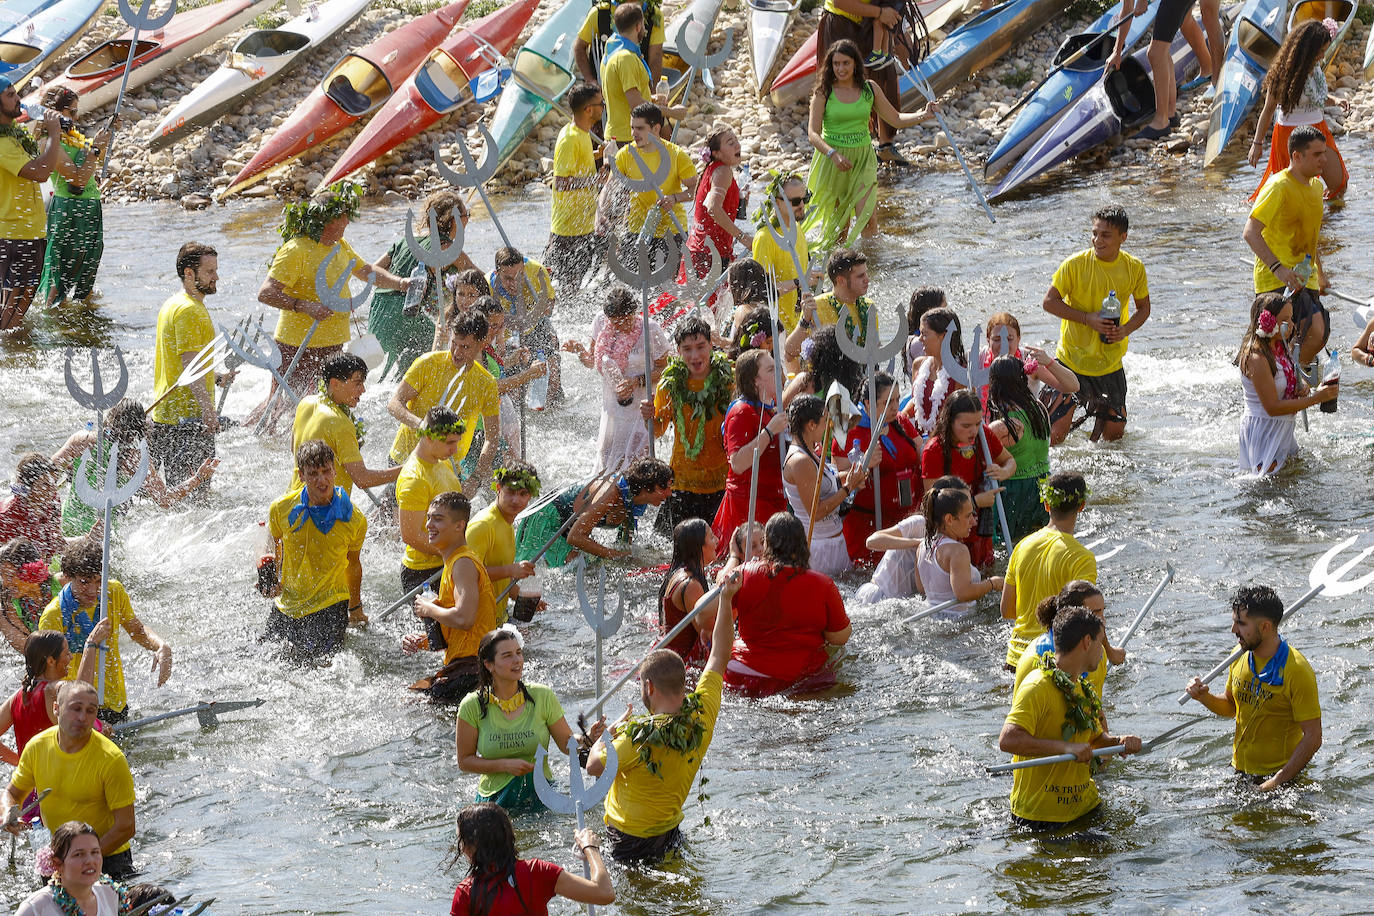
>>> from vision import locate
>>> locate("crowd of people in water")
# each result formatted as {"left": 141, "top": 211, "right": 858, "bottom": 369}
{"left": 0, "top": 2, "right": 1366, "bottom": 909}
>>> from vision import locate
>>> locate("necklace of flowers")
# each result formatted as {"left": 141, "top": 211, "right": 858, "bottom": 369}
{"left": 911, "top": 357, "right": 951, "bottom": 435}
{"left": 1038, "top": 652, "right": 1103, "bottom": 741}
{"left": 660, "top": 352, "right": 733, "bottom": 460}
{"left": 624, "top": 692, "right": 706, "bottom": 778}
{"left": 0, "top": 122, "right": 38, "bottom": 158}
{"left": 49, "top": 874, "right": 126, "bottom": 915}
{"left": 317, "top": 379, "right": 365, "bottom": 446}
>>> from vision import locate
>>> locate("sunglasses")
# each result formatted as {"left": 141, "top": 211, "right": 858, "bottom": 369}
{"left": 788, "top": 193, "right": 812, "bottom": 206}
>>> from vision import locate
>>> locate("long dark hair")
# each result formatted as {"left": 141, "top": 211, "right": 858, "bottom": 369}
{"left": 1235, "top": 291, "right": 1287, "bottom": 379}
{"left": 814, "top": 39, "right": 865, "bottom": 101}
{"left": 660, "top": 519, "right": 710, "bottom": 623}
{"left": 734, "top": 348, "right": 770, "bottom": 402}
{"left": 21, "top": 631, "right": 65, "bottom": 695}
{"left": 1034, "top": 579, "right": 1103, "bottom": 631}
{"left": 922, "top": 485, "right": 971, "bottom": 549}
{"left": 787, "top": 394, "right": 825, "bottom": 441}
{"left": 805, "top": 325, "right": 862, "bottom": 397}
{"left": 474, "top": 629, "right": 532, "bottom": 720}
{"left": 922, "top": 308, "right": 965, "bottom": 366}
{"left": 932, "top": 390, "right": 983, "bottom": 475}
{"left": 1263, "top": 20, "right": 1331, "bottom": 114}
{"left": 905, "top": 287, "right": 947, "bottom": 381}
{"left": 452, "top": 803, "right": 525, "bottom": 916}
{"left": 762, "top": 512, "right": 809, "bottom": 573}
{"left": 986, "top": 356, "right": 1050, "bottom": 441}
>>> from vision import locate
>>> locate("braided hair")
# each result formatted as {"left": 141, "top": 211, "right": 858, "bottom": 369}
{"left": 21, "top": 631, "right": 65, "bottom": 695}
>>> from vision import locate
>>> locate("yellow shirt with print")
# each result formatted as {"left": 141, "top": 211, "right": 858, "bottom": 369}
{"left": 396, "top": 451, "right": 461, "bottom": 571}
{"left": 437, "top": 544, "right": 497, "bottom": 664}
{"left": 290, "top": 394, "right": 364, "bottom": 493}
{"left": 600, "top": 48, "right": 651, "bottom": 143}
{"left": 0, "top": 134, "right": 45, "bottom": 239}
{"left": 1050, "top": 248, "right": 1148, "bottom": 377}
{"left": 269, "top": 237, "right": 363, "bottom": 349}
{"left": 753, "top": 229, "right": 809, "bottom": 332}
{"left": 389, "top": 352, "right": 499, "bottom": 463}
{"left": 814, "top": 292, "right": 868, "bottom": 339}
{"left": 1250, "top": 169, "right": 1323, "bottom": 294}
{"left": 269, "top": 487, "right": 367, "bottom": 619}
{"left": 601, "top": 668, "right": 722, "bottom": 838}
{"left": 11, "top": 728, "right": 136, "bottom": 854}
{"left": 1013, "top": 635, "right": 1107, "bottom": 704}
{"left": 1227, "top": 644, "right": 1321, "bottom": 776}
{"left": 552, "top": 123, "right": 597, "bottom": 237}
{"left": 151, "top": 291, "right": 217, "bottom": 425}
{"left": 38, "top": 581, "right": 136, "bottom": 714}
{"left": 1004, "top": 527, "right": 1097, "bottom": 669}
{"left": 1006, "top": 667, "right": 1102, "bottom": 823}
{"left": 615, "top": 141, "right": 695, "bottom": 238}
{"left": 466, "top": 502, "right": 516, "bottom": 622}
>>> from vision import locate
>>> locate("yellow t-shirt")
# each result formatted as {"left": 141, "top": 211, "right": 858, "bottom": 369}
{"left": 601, "top": 668, "right": 722, "bottom": 837}
{"left": 813, "top": 293, "right": 872, "bottom": 345}
{"left": 0, "top": 134, "right": 45, "bottom": 240}
{"left": 466, "top": 502, "right": 516, "bottom": 621}
{"left": 269, "top": 237, "right": 363, "bottom": 349}
{"left": 1013, "top": 633, "right": 1107, "bottom": 702}
{"left": 437, "top": 544, "right": 497, "bottom": 664}
{"left": 615, "top": 141, "right": 695, "bottom": 238}
{"left": 823, "top": 0, "right": 863, "bottom": 23}
{"left": 1006, "top": 667, "right": 1102, "bottom": 823}
{"left": 38, "top": 581, "right": 136, "bottom": 714}
{"left": 290, "top": 394, "right": 364, "bottom": 493}
{"left": 487, "top": 260, "right": 557, "bottom": 324}
{"left": 269, "top": 487, "right": 368, "bottom": 619}
{"left": 10, "top": 728, "right": 136, "bottom": 854}
{"left": 1004, "top": 527, "right": 1097, "bottom": 669}
{"left": 551, "top": 123, "right": 597, "bottom": 238}
{"left": 753, "top": 229, "right": 808, "bottom": 332}
{"left": 600, "top": 47, "right": 652, "bottom": 143}
{"left": 396, "top": 451, "right": 462, "bottom": 571}
{"left": 151, "top": 291, "right": 217, "bottom": 425}
{"left": 1250, "top": 169, "right": 1323, "bottom": 293}
{"left": 577, "top": 6, "right": 666, "bottom": 48}
{"left": 1050, "top": 248, "right": 1148, "bottom": 377}
{"left": 1227, "top": 644, "right": 1321, "bottom": 776}
{"left": 652, "top": 373, "right": 728, "bottom": 494}
{"left": 389, "top": 352, "right": 500, "bottom": 463}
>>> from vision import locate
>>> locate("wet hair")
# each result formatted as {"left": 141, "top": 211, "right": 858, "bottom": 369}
{"left": 1233, "top": 584, "right": 1284, "bottom": 628}
{"left": 1042, "top": 470, "right": 1087, "bottom": 518}
{"left": 631, "top": 101, "right": 664, "bottom": 128}
{"left": 493, "top": 246, "right": 523, "bottom": 269}
{"left": 295, "top": 438, "right": 335, "bottom": 472}
{"left": 762, "top": 511, "right": 809, "bottom": 571}
{"left": 1035, "top": 579, "right": 1103, "bottom": 631}
{"left": 727, "top": 258, "right": 769, "bottom": 306}
{"left": 863, "top": 370, "right": 897, "bottom": 411}
{"left": 21, "top": 630, "right": 65, "bottom": 694}
{"left": 805, "top": 325, "right": 863, "bottom": 398}
{"left": 451, "top": 309, "right": 489, "bottom": 341}
{"left": 931, "top": 390, "right": 983, "bottom": 475}
{"left": 0, "top": 537, "right": 41, "bottom": 570}
{"left": 604, "top": 285, "right": 638, "bottom": 319}
{"left": 987, "top": 356, "right": 1050, "bottom": 441}
{"left": 41, "top": 85, "right": 79, "bottom": 112}
{"left": 815, "top": 38, "right": 865, "bottom": 101}
{"left": 659, "top": 519, "right": 710, "bottom": 630}
{"left": 1236, "top": 291, "right": 1289, "bottom": 379}
{"left": 322, "top": 352, "right": 367, "bottom": 384}
{"left": 567, "top": 81, "right": 602, "bottom": 113}
{"left": 731, "top": 306, "right": 781, "bottom": 359}
{"left": 922, "top": 485, "right": 971, "bottom": 548}
{"left": 613, "top": 1, "right": 643, "bottom": 32}
{"left": 430, "top": 490, "right": 470, "bottom": 525}
{"left": 453, "top": 268, "right": 489, "bottom": 297}
{"left": 50, "top": 821, "right": 99, "bottom": 864}
{"left": 733, "top": 348, "right": 770, "bottom": 403}
{"left": 1265, "top": 20, "right": 1332, "bottom": 115}
{"left": 1093, "top": 205, "right": 1129, "bottom": 235}
{"left": 623, "top": 457, "right": 673, "bottom": 496}
{"left": 493, "top": 459, "right": 539, "bottom": 492}
{"left": 787, "top": 393, "right": 825, "bottom": 441}
{"left": 59, "top": 538, "right": 102, "bottom": 579}
{"left": 920, "top": 308, "right": 966, "bottom": 366}
{"left": 730, "top": 520, "right": 762, "bottom": 559}
{"left": 452, "top": 803, "right": 526, "bottom": 916}
{"left": 14, "top": 453, "right": 59, "bottom": 490}
{"left": 473, "top": 629, "right": 532, "bottom": 720}
{"left": 1051, "top": 606, "right": 1104, "bottom": 655}
{"left": 1288, "top": 124, "right": 1324, "bottom": 156}
{"left": 106, "top": 398, "right": 148, "bottom": 444}
{"left": 421, "top": 189, "right": 465, "bottom": 239}
{"left": 703, "top": 122, "right": 735, "bottom": 163}
{"left": 929, "top": 474, "right": 969, "bottom": 493}
{"left": 674, "top": 316, "right": 712, "bottom": 346}
{"left": 826, "top": 248, "right": 866, "bottom": 282}
{"left": 423, "top": 405, "right": 463, "bottom": 431}
{"left": 175, "top": 242, "right": 216, "bottom": 280}
{"left": 123, "top": 885, "right": 176, "bottom": 910}
{"left": 471, "top": 295, "right": 503, "bottom": 318}
{"left": 641, "top": 647, "right": 686, "bottom": 695}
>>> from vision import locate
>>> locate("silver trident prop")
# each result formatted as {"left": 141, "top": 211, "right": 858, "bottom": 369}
{"left": 397, "top": 154, "right": 469, "bottom": 377}
{"left": 142, "top": 334, "right": 228, "bottom": 417}
{"left": 835, "top": 303, "right": 908, "bottom": 531}
{"left": 609, "top": 132, "right": 689, "bottom": 242}
{"left": 575, "top": 555, "right": 625, "bottom": 704}
{"left": 73, "top": 439, "right": 149, "bottom": 704}
{"left": 102, "top": 0, "right": 178, "bottom": 180}
{"left": 222, "top": 313, "right": 301, "bottom": 412}
{"left": 607, "top": 234, "right": 682, "bottom": 461}
{"left": 1110, "top": 562, "right": 1175, "bottom": 667}
{"left": 676, "top": 235, "right": 724, "bottom": 319}
{"left": 65, "top": 347, "right": 129, "bottom": 454}
{"left": 669, "top": 12, "right": 734, "bottom": 142}
{"left": 215, "top": 314, "right": 251, "bottom": 414}
{"left": 534, "top": 735, "right": 618, "bottom": 916}
{"left": 940, "top": 323, "right": 1012, "bottom": 550}
{"left": 765, "top": 195, "right": 820, "bottom": 314}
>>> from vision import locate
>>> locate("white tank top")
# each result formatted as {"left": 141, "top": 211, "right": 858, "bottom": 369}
{"left": 916, "top": 534, "right": 981, "bottom": 616}
{"left": 784, "top": 444, "right": 843, "bottom": 539}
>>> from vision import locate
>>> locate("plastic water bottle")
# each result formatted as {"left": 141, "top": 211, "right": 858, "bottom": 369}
{"left": 1319, "top": 348, "right": 1340, "bottom": 414}
{"left": 528, "top": 351, "right": 549, "bottom": 410}
{"left": 656, "top": 75, "right": 669, "bottom": 101}
{"left": 20, "top": 100, "right": 46, "bottom": 122}
{"left": 1098, "top": 290, "right": 1122, "bottom": 344}
{"left": 402, "top": 264, "right": 427, "bottom": 316}
{"left": 419, "top": 581, "right": 447, "bottom": 651}
{"left": 736, "top": 163, "right": 751, "bottom": 219}
{"left": 1291, "top": 254, "right": 1313, "bottom": 290}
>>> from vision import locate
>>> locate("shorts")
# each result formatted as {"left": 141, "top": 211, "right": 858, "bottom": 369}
{"left": 653, "top": 488, "right": 725, "bottom": 537}
{"left": 148, "top": 418, "right": 215, "bottom": 493}
{"left": 1011, "top": 803, "right": 1101, "bottom": 833}
{"left": 544, "top": 233, "right": 605, "bottom": 290}
{"left": 1260, "top": 286, "right": 1329, "bottom": 350}
{"left": 262, "top": 600, "right": 348, "bottom": 662}
{"left": 1041, "top": 367, "right": 1128, "bottom": 426}
{"left": 408, "top": 654, "right": 479, "bottom": 704}
{"left": 1153, "top": 0, "right": 1194, "bottom": 42}
{"left": 101, "top": 848, "right": 136, "bottom": 881}
{"left": 515, "top": 314, "right": 559, "bottom": 359}
{"left": 0, "top": 237, "right": 45, "bottom": 290}
{"left": 605, "top": 823, "right": 683, "bottom": 864}
{"left": 619, "top": 232, "right": 684, "bottom": 277}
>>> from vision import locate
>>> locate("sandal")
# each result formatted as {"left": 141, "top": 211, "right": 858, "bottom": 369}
{"left": 1133, "top": 123, "right": 1172, "bottom": 141}
{"left": 876, "top": 142, "right": 911, "bottom": 166}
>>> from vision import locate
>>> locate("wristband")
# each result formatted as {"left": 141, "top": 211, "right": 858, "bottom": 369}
{"left": 348, "top": 604, "right": 363, "bottom": 613}
{"left": 824, "top": 148, "right": 836, "bottom": 159}
{"left": 1268, "top": 261, "right": 1282, "bottom": 274}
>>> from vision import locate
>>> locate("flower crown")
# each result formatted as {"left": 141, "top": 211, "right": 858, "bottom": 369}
{"left": 18, "top": 560, "right": 49, "bottom": 584}
{"left": 1256, "top": 309, "right": 1280, "bottom": 338}
{"left": 420, "top": 418, "right": 467, "bottom": 440}
{"left": 749, "top": 169, "right": 803, "bottom": 229}
{"left": 1038, "top": 477, "right": 1088, "bottom": 510}
{"left": 278, "top": 180, "right": 363, "bottom": 242}
{"left": 491, "top": 466, "right": 541, "bottom": 497}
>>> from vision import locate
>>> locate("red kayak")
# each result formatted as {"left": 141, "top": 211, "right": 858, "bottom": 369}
{"left": 319, "top": 0, "right": 537, "bottom": 187}
{"left": 222, "top": 0, "right": 470, "bottom": 198}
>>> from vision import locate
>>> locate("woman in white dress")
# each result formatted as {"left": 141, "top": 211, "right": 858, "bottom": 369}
{"left": 856, "top": 475, "right": 971, "bottom": 604}
{"left": 915, "top": 483, "right": 1003, "bottom": 617}
{"left": 16, "top": 822, "right": 123, "bottom": 915}
{"left": 782, "top": 395, "right": 868, "bottom": 577}
{"left": 1236, "top": 293, "right": 1337, "bottom": 475}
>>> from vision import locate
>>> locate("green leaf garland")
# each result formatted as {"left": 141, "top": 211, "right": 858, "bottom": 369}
{"left": 660, "top": 352, "right": 733, "bottom": 461}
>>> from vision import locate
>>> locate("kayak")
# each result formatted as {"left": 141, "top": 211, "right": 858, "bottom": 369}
{"left": 1202, "top": 0, "right": 1284, "bottom": 166}
{"left": 991, "top": 23, "right": 1200, "bottom": 199}
{"left": 485, "top": 0, "right": 584, "bottom": 176}
{"left": 984, "top": 0, "right": 1161, "bottom": 179}
{"left": 223, "top": 0, "right": 470, "bottom": 197}
{"left": 747, "top": 0, "right": 798, "bottom": 95}
{"left": 0, "top": 0, "right": 103, "bottom": 87}
{"left": 318, "top": 0, "right": 537, "bottom": 186}
{"left": 663, "top": 0, "right": 726, "bottom": 91}
{"left": 0, "top": 0, "right": 63, "bottom": 34}
{"left": 1367, "top": 12, "right": 1374, "bottom": 74}
{"left": 897, "top": 0, "right": 1062, "bottom": 105}
{"left": 1289, "top": 0, "right": 1354, "bottom": 67}
{"left": 150, "top": 0, "right": 375, "bottom": 150}
{"left": 768, "top": 0, "right": 965, "bottom": 106}
{"left": 23, "top": 0, "right": 278, "bottom": 112}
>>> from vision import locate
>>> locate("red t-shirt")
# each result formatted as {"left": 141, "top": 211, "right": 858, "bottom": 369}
{"left": 730, "top": 562, "right": 849, "bottom": 682}
{"left": 835, "top": 414, "right": 923, "bottom": 519}
{"left": 919, "top": 424, "right": 1005, "bottom": 491}
{"left": 450, "top": 859, "right": 563, "bottom": 916}
{"left": 713, "top": 399, "right": 787, "bottom": 545}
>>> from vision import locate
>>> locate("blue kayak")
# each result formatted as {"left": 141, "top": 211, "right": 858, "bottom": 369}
{"left": 1203, "top": 0, "right": 1285, "bottom": 165}
{"left": 985, "top": 0, "right": 1162, "bottom": 178}
{"left": 0, "top": 0, "right": 62, "bottom": 36}
{"left": 487, "top": 0, "right": 585, "bottom": 175}
{"left": 0, "top": 0, "right": 103, "bottom": 85}
{"left": 897, "top": 0, "right": 1061, "bottom": 104}
{"left": 992, "top": 24, "right": 1200, "bottom": 199}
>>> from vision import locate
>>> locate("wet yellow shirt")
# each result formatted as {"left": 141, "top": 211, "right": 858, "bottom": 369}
{"left": 0, "top": 134, "right": 45, "bottom": 239}
{"left": 38, "top": 581, "right": 135, "bottom": 714}
{"left": 615, "top": 141, "right": 695, "bottom": 238}
{"left": 11, "top": 728, "right": 136, "bottom": 854}
{"left": 389, "top": 352, "right": 499, "bottom": 463}
{"left": 1013, "top": 632, "right": 1107, "bottom": 702}
{"left": 151, "top": 291, "right": 217, "bottom": 425}
{"left": 551, "top": 123, "right": 597, "bottom": 237}
{"left": 601, "top": 47, "right": 651, "bottom": 144}
{"left": 1004, "top": 527, "right": 1097, "bottom": 669}
{"left": 466, "top": 502, "right": 516, "bottom": 621}
{"left": 290, "top": 394, "right": 363, "bottom": 493}
{"left": 437, "top": 544, "right": 497, "bottom": 664}
{"left": 577, "top": 6, "right": 665, "bottom": 47}
{"left": 396, "top": 450, "right": 461, "bottom": 571}
{"left": 1050, "top": 248, "right": 1148, "bottom": 377}
{"left": 1250, "top": 169, "right": 1323, "bottom": 293}
{"left": 269, "top": 237, "right": 363, "bottom": 348}
{"left": 1227, "top": 644, "right": 1321, "bottom": 776}
{"left": 753, "top": 228, "right": 808, "bottom": 332}
{"left": 269, "top": 486, "right": 367, "bottom": 619}
{"left": 1006, "top": 667, "right": 1101, "bottom": 823}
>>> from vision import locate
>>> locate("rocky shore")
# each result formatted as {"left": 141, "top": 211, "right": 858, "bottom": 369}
{"left": 30, "top": 0, "right": 1374, "bottom": 207}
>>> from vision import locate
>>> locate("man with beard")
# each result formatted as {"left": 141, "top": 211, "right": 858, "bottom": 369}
{"left": 0, "top": 75, "right": 62, "bottom": 332}
{"left": 150, "top": 243, "right": 233, "bottom": 491}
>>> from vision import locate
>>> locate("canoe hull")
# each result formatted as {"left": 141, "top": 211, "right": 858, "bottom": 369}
{"left": 0, "top": 0, "right": 103, "bottom": 88}
{"left": 899, "top": 0, "right": 1062, "bottom": 104}
{"left": 748, "top": 0, "right": 795, "bottom": 95}
{"left": 1203, "top": 0, "right": 1284, "bottom": 165}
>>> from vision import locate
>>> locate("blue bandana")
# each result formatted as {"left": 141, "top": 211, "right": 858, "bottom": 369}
{"left": 1247, "top": 636, "right": 1290, "bottom": 687}
{"left": 59, "top": 585, "right": 97, "bottom": 654}
{"left": 604, "top": 33, "right": 651, "bottom": 82}
{"left": 0, "top": 76, "right": 12, "bottom": 93}
{"left": 287, "top": 486, "right": 354, "bottom": 534}
{"left": 616, "top": 476, "right": 647, "bottom": 528}
{"left": 856, "top": 407, "right": 896, "bottom": 457}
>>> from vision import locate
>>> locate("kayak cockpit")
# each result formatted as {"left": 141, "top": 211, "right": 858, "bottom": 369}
{"left": 1105, "top": 56, "right": 1154, "bottom": 130}
{"left": 236, "top": 28, "right": 311, "bottom": 59}
{"left": 1054, "top": 31, "right": 1113, "bottom": 73}
{"left": 512, "top": 46, "right": 572, "bottom": 105}
{"left": 324, "top": 53, "right": 392, "bottom": 116}
{"left": 1237, "top": 11, "right": 1282, "bottom": 66}
{"left": 0, "top": 41, "right": 43, "bottom": 70}
{"left": 68, "top": 38, "right": 161, "bottom": 78}
{"left": 415, "top": 49, "right": 472, "bottom": 114}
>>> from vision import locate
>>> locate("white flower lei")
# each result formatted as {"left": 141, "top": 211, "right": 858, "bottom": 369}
{"left": 911, "top": 357, "right": 951, "bottom": 436}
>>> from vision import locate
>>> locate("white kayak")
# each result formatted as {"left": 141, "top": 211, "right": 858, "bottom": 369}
{"left": 746, "top": 0, "right": 798, "bottom": 95}
{"left": 0, "top": 0, "right": 103, "bottom": 89}
{"left": 150, "top": 0, "right": 372, "bottom": 148}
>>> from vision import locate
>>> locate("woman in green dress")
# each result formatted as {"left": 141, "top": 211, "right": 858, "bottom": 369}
{"left": 35, "top": 87, "right": 114, "bottom": 307}
{"left": 802, "top": 39, "right": 940, "bottom": 250}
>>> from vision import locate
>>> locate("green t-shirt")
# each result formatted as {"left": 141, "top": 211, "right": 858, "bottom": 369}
{"left": 457, "top": 683, "right": 565, "bottom": 797}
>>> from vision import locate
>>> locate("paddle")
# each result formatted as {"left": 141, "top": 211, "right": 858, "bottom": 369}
{"left": 101, "top": 0, "right": 178, "bottom": 181}
{"left": 111, "top": 698, "right": 265, "bottom": 734}
{"left": 986, "top": 716, "right": 1211, "bottom": 774}
{"left": 1110, "top": 561, "right": 1174, "bottom": 665}
{"left": 896, "top": 60, "right": 996, "bottom": 223}
{"left": 1176, "top": 534, "right": 1374, "bottom": 704}
{"left": 143, "top": 335, "right": 229, "bottom": 415}
{"left": 996, "top": 11, "right": 1136, "bottom": 126}
{"left": 899, "top": 596, "right": 961, "bottom": 623}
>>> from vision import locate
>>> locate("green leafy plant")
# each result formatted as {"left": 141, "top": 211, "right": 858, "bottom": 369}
{"left": 999, "top": 66, "right": 1033, "bottom": 89}
{"left": 464, "top": 0, "right": 502, "bottom": 19}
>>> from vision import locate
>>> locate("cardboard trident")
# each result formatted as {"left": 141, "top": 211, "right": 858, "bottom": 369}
{"left": 669, "top": 11, "right": 734, "bottom": 142}
{"left": 834, "top": 304, "right": 908, "bottom": 531}
{"left": 103, "top": 0, "right": 178, "bottom": 180}
{"left": 575, "top": 555, "right": 625, "bottom": 704}
{"left": 111, "top": 697, "right": 265, "bottom": 734}
{"left": 607, "top": 233, "right": 682, "bottom": 462}
{"left": 940, "top": 323, "right": 1012, "bottom": 550}
{"left": 534, "top": 735, "right": 618, "bottom": 916}
{"left": 222, "top": 313, "right": 300, "bottom": 412}
{"left": 65, "top": 347, "right": 129, "bottom": 454}
{"left": 215, "top": 314, "right": 251, "bottom": 413}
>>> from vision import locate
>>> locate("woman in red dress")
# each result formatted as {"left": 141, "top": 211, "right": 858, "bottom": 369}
{"left": 659, "top": 518, "right": 720, "bottom": 666}
{"left": 712, "top": 350, "right": 789, "bottom": 546}
{"left": 683, "top": 124, "right": 751, "bottom": 280}
{"left": 837, "top": 370, "right": 923, "bottom": 565}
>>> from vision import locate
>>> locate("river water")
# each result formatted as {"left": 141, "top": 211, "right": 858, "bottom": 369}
{"left": 3, "top": 138, "right": 1374, "bottom": 914}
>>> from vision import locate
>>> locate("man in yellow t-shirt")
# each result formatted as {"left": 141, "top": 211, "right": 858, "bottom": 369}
{"left": 752, "top": 173, "right": 815, "bottom": 334}
{"left": 402, "top": 491, "right": 498, "bottom": 703}
{"left": 547, "top": 84, "right": 606, "bottom": 290}
{"left": 1186, "top": 585, "right": 1323, "bottom": 789}
{"left": 1001, "top": 472, "right": 1096, "bottom": 670}
{"left": 291, "top": 352, "right": 401, "bottom": 497}
{"left": 150, "top": 242, "right": 232, "bottom": 493}
{"left": 396, "top": 406, "right": 464, "bottom": 600}
{"left": 39, "top": 538, "right": 173, "bottom": 722}
{"left": 3, "top": 681, "right": 138, "bottom": 878}
{"left": 387, "top": 311, "right": 502, "bottom": 495}
{"left": 1042, "top": 205, "right": 1150, "bottom": 444}
{"left": 574, "top": 0, "right": 665, "bottom": 87}
{"left": 265, "top": 439, "right": 368, "bottom": 653}
{"left": 1243, "top": 126, "right": 1330, "bottom": 366}
{"left": 467, "top": 461, "right": 540, "bottom": 622}
{"left": 599, "top": 4, "right": 653, "bottom": 146}
{"left": 0, "top": 79, "right": 60, "bottom": 331}
{"left": 490, "top": 247, "right": 563, "bottom": 405}
{"left": 605, "top": 104, "right": 696, "bottom": 263}
{"left": 1000, "top": 607, "right": 1140, "bottom": 829}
